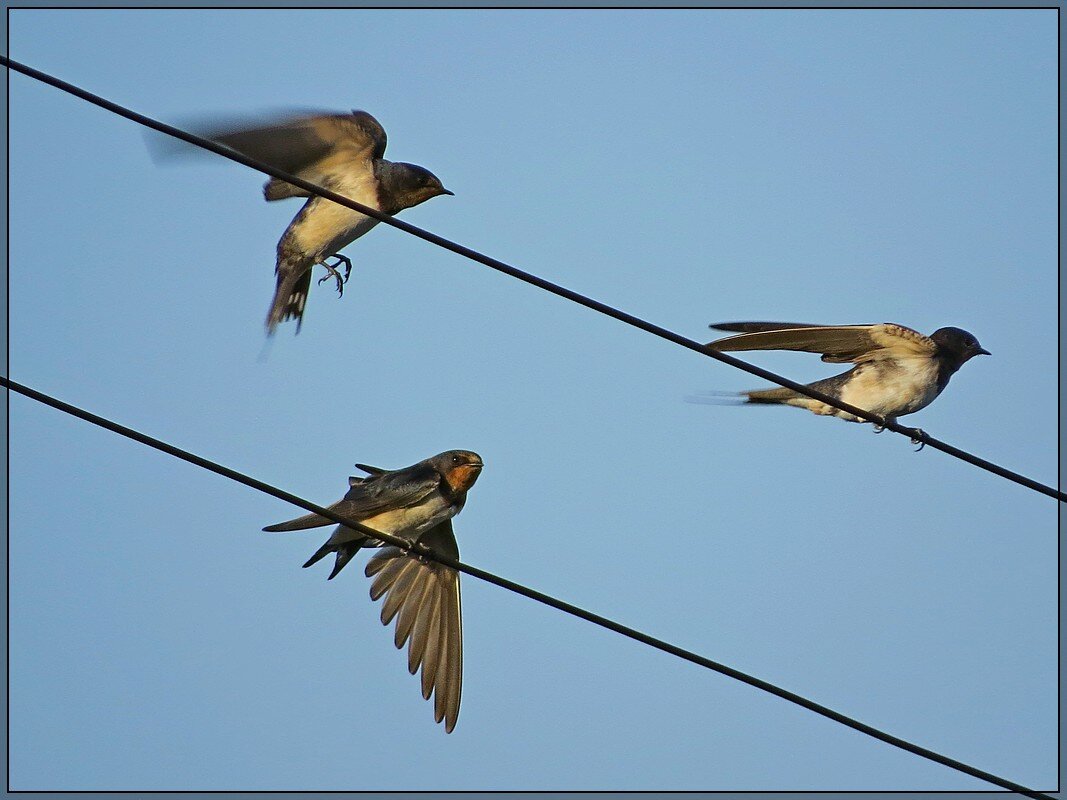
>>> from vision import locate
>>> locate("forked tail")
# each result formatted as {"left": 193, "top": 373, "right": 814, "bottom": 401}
{"left": 266, "top": 258, "right": 313, "bottom": 335}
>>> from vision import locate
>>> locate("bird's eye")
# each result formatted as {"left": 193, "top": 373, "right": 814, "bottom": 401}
{"left": 451, "top": 454, "right": 462, "bottom": 465}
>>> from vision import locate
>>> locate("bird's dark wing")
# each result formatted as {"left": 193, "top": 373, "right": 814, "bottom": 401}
{"left": 354, "top": 463, "right": 388, "bottom": 476}
{"left": 710, "top": 321, "right": 826, "bottom": 334}
{"left": 365, "top": 520, "right": 462, "bottom": 733}
{"left": 706, "top": 322, "right": 935, "bottom": 364}
{"left": 338, "top": 463, "right": 442, "bottom": 515}
{"left": 199, "top": 111, "right": 388, "bottom": 201}
{"left": 347, "top": 463, "right": 387, "bottom": 487}
{"left": 262, "top": 498, "right": 365, "bottom": 532}
{"left": 263, "top": 462, "right": 440, "bottom": 533}
{"left": 208, "top": 110, "right": 386, "bottom": 169}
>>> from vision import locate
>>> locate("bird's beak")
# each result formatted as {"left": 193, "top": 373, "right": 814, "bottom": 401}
{"left": 440, "top": 188, "right": 455, "bottom": 196}
{"left": 977, "top": 348, "right": 991, "bottom": 356}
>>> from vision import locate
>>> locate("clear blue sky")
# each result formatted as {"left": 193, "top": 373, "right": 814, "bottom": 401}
{"left": 7, "top": 8, "right": 1058, "bottom": 792}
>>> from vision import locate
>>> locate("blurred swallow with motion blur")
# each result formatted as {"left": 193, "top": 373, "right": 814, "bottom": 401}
{"left": 163, "top": 110, "right": 452, "bottom": 333}
{"left": 698, "top": 321, "right": 989, "bottom": 442}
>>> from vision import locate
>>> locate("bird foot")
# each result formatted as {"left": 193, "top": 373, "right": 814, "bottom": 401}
{"left": 872, "top": 424, "right": 886, "bottom": 434}
{"left": 908, "top": 428, "right": 926, "bottom": 451}
{"left": 397, "top": 541, "right": 432, "bottom": 565}
{"left": 394, "top": 537, "right": 424, "bottom": 560}
{"left": 316, "top": 255, "right": 353, "bottom": 297}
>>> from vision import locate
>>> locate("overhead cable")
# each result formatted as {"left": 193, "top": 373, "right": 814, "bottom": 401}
{"left": 2, "top": 375, "right": 1053, "bottom": 799}
{"left": 3, "top": 57, "right": 1061, "bottom": 503}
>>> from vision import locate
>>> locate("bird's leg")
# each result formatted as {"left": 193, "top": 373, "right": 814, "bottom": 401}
{"left": 316, "top": 261, "right": 345, "bottom": 297}
{"left": 331, "top": 254, "right": 353, "bottom": 283}
{"left": 402, "top": 539, "right": 433, "bottom": 564}
{"left": 908, "top": 428, "right": 926, "bottom": 452}
{"left": 872, "top": 414, "right": 895, "bottom": 435}
{"left": 316, "top": 255, "right": 353, "bottom": 297}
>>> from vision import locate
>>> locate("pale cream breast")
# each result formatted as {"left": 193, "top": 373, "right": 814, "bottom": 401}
{"left": 839, "top": 358, "right": 941, "bottom": 417}
{"left": 361, "top": 502, "right": 450, "bottom": 535}
{"left": 290, "top": 169, "right": 383, "bottom": 259}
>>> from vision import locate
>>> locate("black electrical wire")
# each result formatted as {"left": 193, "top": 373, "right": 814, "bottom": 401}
{"left": 2, "top": 376, "right": 1054, "bottom": 799}
{"left": 3, "top": 55, "right": 1061, "bottom": 504}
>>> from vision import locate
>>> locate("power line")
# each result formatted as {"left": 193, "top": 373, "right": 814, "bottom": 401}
{"left": 3, "top": 55, "right": 1061, "bottom": 504}
{"left": 2, "top": 375, "right": 1054, "bottom": 799}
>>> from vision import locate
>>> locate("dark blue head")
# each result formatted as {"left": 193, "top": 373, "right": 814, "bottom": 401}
{"left": 930, "top": 327, "right": 990, "bottom": 365}
{"left": 390, "top": 162, "right": 453, "bottom": 207}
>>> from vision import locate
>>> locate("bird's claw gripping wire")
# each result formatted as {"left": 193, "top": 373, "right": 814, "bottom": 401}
{"left": 316, "top": 254, "right": 353, "bottom": 297}
{"left": 873, "top": 420, "right": 925, "bottom": 450}
{"left": 398, "top": 538, "right": 433, "bottom": 564}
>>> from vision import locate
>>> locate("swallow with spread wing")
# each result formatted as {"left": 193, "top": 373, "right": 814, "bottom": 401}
{"left": 702, "top": 322, "right": 989, "bottom": 433}
{"left": 200, "top": 110, "right": 452, "bottom": 333}
{"left": 263, "top": 450, "right": 483, "bottom": 733}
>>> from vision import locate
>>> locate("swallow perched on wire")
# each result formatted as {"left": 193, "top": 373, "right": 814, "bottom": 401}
{"left": 196, "top": 110, "right": 452, "bottom": 333}
{"left": 262, "top": 450, "right": 483, "bottom": 733}
{"left": 700, "top": 322, "right": 989, "bottom": 439}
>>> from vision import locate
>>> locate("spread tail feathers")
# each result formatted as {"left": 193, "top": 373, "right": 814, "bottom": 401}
{"left": 365, "top": 544, "right": 463, "bottom": 733}
{"left": 266, "top": 259, "right": 313, "bottom": 335}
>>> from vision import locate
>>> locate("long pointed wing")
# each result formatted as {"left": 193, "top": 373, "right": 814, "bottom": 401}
{"left": 354, "top": 463, "right": 388, "bottom": 476}
{"left": 190, "top": 110, "right": 387, "bottom": 201}
{"left": 706, "top": 322, "right": 935, "bottom": 364}
{"left": 710, "top": 321, "right": 826, "bottom": 334}
{"left": 365, "top": 521, "right": 463, "bottom": 733}
{"left": 262, "top": 498, "right": 364, "bottom": 532}
{"left": 208, "top": 111, "right": 386, "bottom": 170}
{"left": 263, "top": 462, "right": 440, "bottom": 533}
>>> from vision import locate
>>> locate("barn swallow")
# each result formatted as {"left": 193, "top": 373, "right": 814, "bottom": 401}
{"left": 263, "top": 450, "right": 483, "bottom": 732}
{"left": 185, "top": 110, "right": 452, "bottom": 333}
{"left": 701, "top": 322, "right": 989, "bottom": 439}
